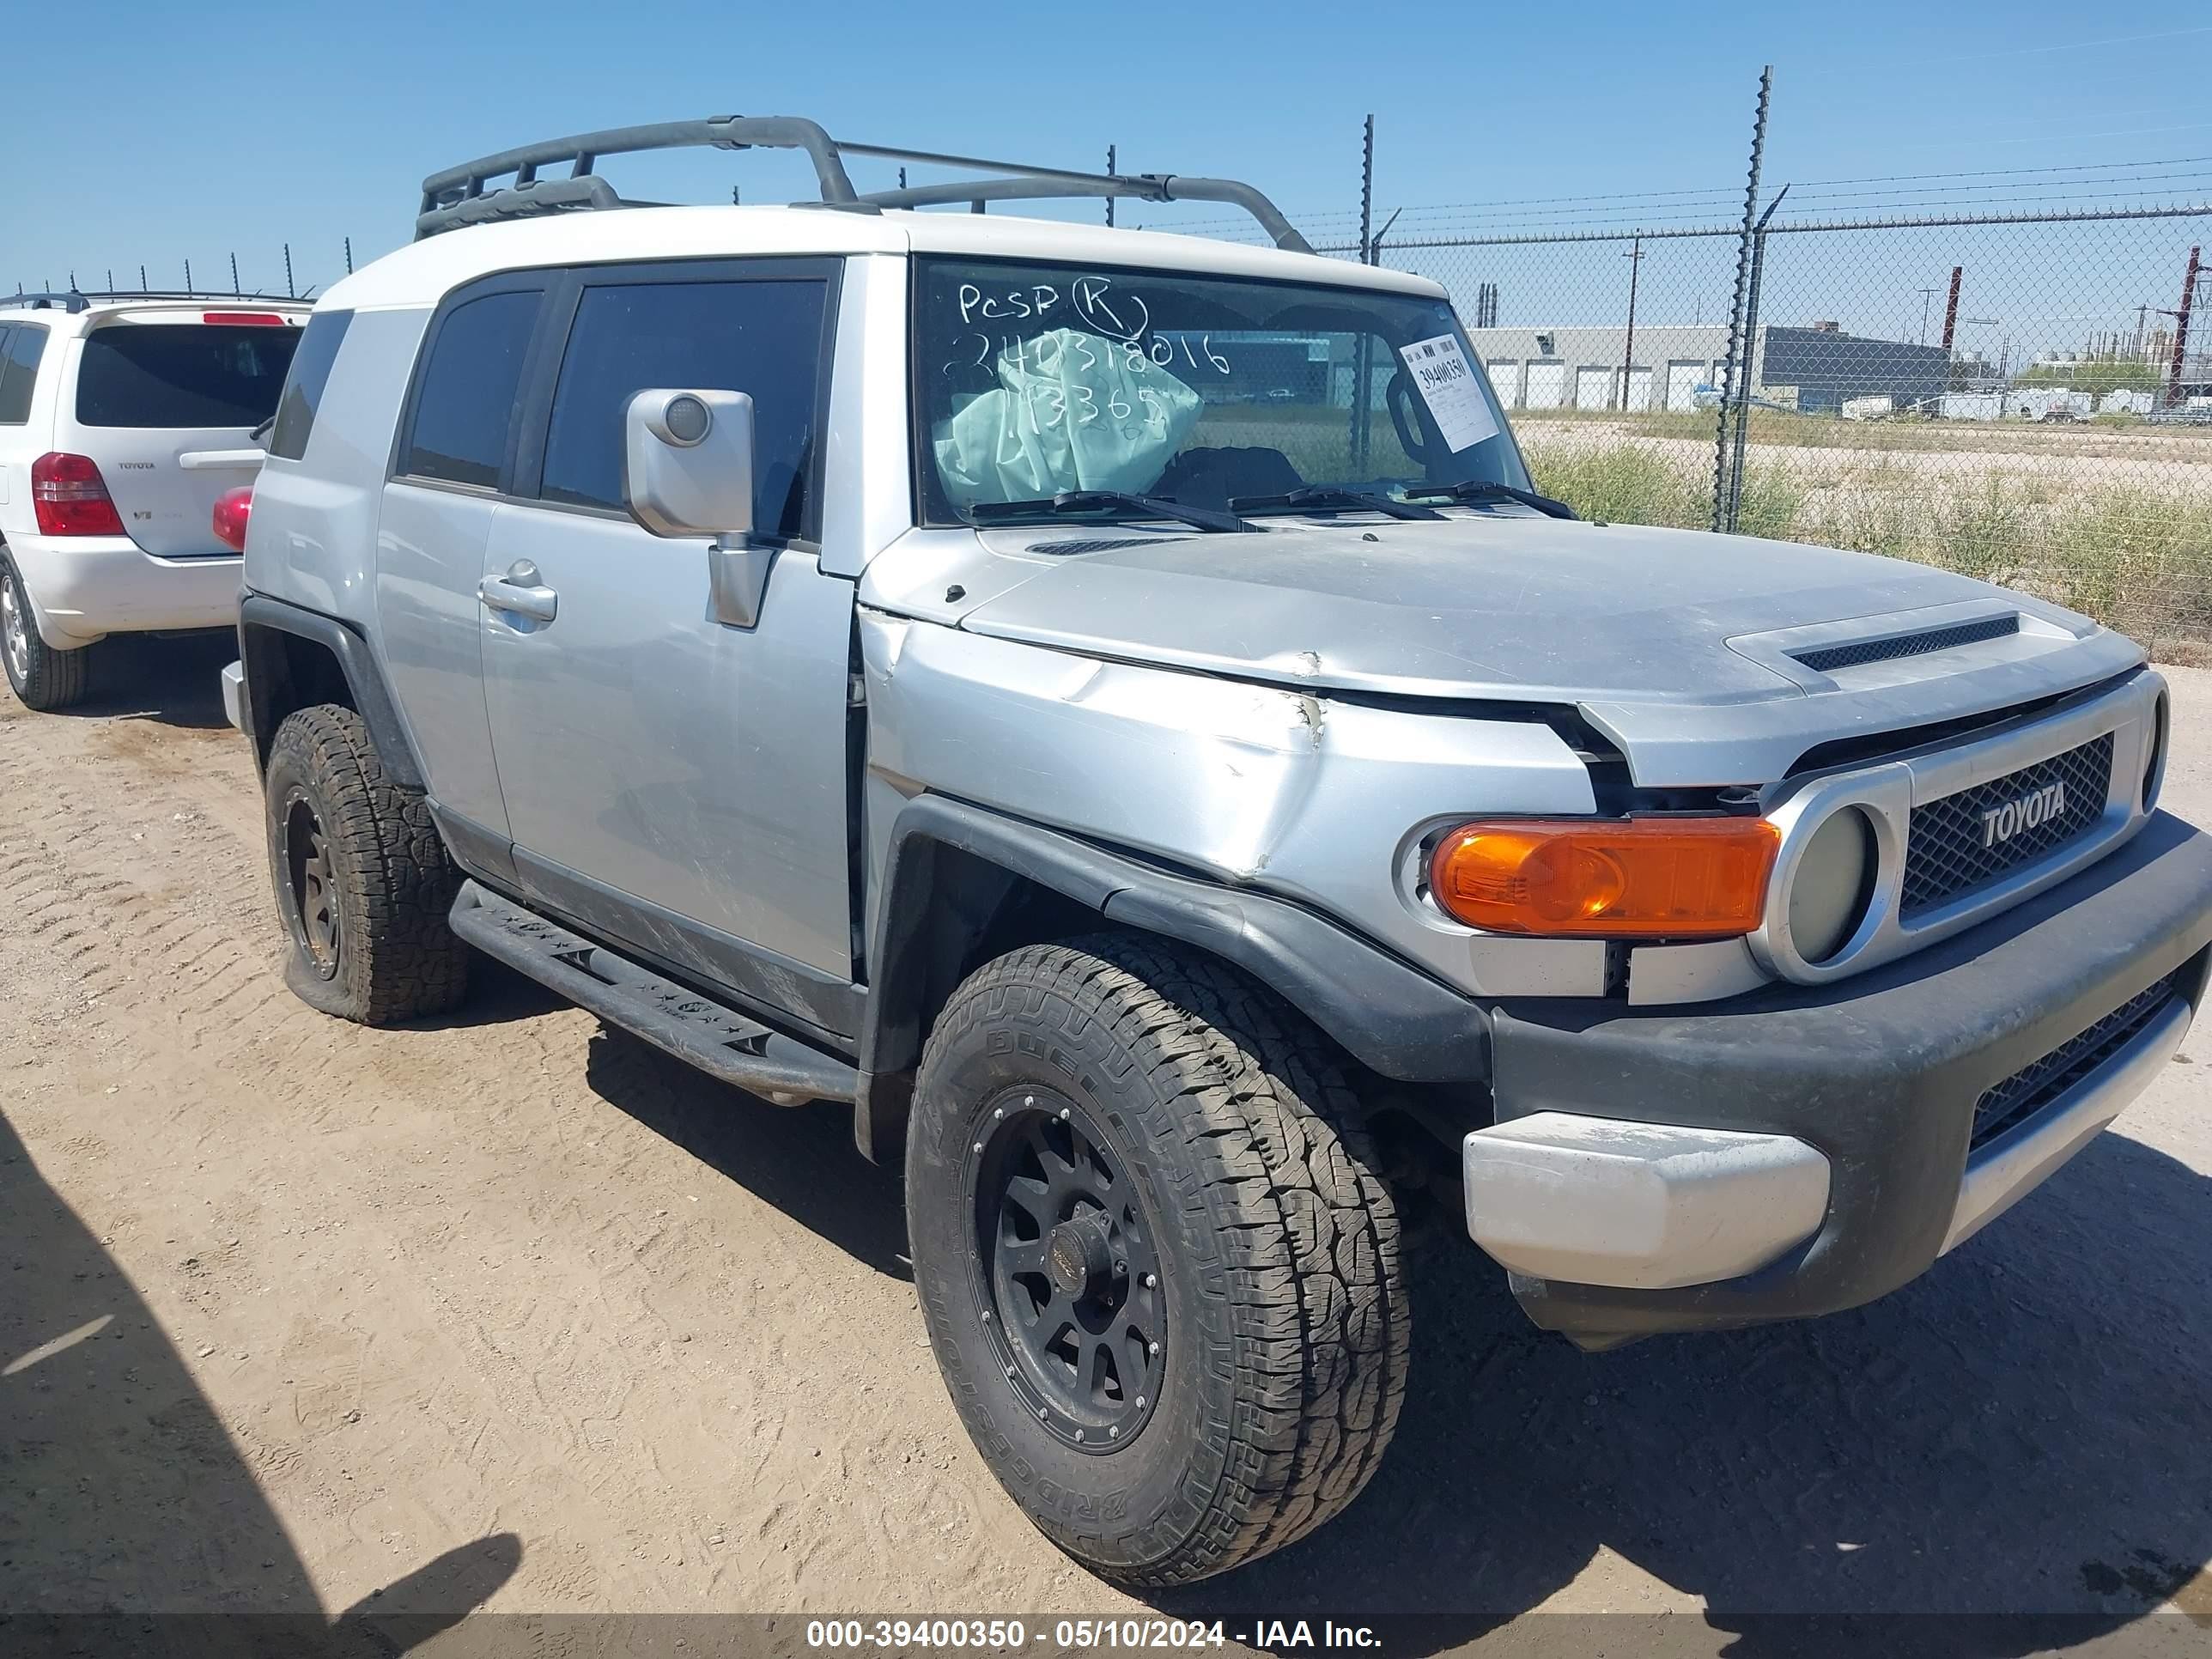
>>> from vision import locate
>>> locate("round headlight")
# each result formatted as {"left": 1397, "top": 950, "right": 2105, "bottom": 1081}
{"left": 1788, "top": 807, "right": 1877, "bottom": 963}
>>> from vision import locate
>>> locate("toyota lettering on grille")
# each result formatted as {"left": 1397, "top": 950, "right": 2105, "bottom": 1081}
{"left": 1980, "top": 781, "right": 2067, "bottom": 848}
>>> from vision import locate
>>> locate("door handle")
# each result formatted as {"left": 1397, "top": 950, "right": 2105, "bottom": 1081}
{"left": 478, "top": 559, "right": 558, "bottom": 623}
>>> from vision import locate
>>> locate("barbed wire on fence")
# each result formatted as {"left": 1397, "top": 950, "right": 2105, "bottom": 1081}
{"left": 9, "top": 239, "right": 357, "bottom": 306}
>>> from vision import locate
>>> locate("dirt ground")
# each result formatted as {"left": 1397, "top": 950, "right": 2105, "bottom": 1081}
{"left": 3, "top": 637, "right": 2209, "bottom": 1652}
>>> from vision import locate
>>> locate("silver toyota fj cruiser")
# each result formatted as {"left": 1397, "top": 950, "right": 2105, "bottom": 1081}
{"left": 226, "top": 118, "right": 2212, "bottom": 1585}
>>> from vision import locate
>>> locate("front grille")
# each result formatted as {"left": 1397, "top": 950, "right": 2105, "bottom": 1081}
{"left": 1795, "top": 614, "right": 2020, "bottom": 674}
{"left": 1971, "top": 975, "right": 2180, "bottom": 1148}
{"left": 1900, "top": 732, "right": 2113, "bottom": 915}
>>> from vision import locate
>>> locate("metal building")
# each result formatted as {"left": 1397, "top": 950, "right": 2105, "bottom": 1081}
{"left": 1466, "top": 321, "right": 1954, "bottom": 416}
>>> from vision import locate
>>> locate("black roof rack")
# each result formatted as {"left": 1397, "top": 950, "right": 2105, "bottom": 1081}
{"left": 416, "top": 115, "right": 1315, "bottom": 253}
{"left": 3, "top": 289, "right": 305, "bottom": 314}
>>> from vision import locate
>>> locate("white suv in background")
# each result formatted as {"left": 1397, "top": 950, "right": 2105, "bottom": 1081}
{"left": 0, "top": 294, "right": 308, "bottom": 708}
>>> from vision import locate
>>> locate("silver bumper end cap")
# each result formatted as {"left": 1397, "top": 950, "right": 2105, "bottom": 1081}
{"left": 1462, "top": 1112, "right": 1832, "bottom": 1291}
{"left": 220, "top": 660, "right": 246, "bottom": 733}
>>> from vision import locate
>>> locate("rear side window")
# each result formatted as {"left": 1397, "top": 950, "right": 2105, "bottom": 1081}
{"left": 267, "top": 309, "right": 355, "bottom": 461}
{"left": 400, "top": 290, "right": 540, "bottom": 489}
{"left": 75, "top": 324, "right": 301, "bottom": 428}
{"left": 0, "top": 325, "right": 44, "bottom": 424}
{"left": 538, "top": 278, "right": 828, "bottom": 538}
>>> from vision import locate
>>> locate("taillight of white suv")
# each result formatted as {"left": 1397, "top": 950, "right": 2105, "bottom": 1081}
{"left": 212, "top": 486, "right": 253, "bottom": 552}
{"left": 30, "top": 452, "right": 125, "bottom": 537}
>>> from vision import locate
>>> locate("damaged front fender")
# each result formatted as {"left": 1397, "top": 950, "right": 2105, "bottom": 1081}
{"left": 856, "top": 610, "right": 1607, "bottom": 1000}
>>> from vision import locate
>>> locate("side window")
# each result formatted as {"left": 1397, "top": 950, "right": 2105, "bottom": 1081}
{"left": 399, "top": 289, "right": 540, "bottom": 489}
{"left": 538, "top": 277, "right": 828, "bottom": 538}
{"left": 0, "top": 325, "right": 49, "bottom": 425}
{"left": 268, "top": 309, "right": 355, "bottom": 460}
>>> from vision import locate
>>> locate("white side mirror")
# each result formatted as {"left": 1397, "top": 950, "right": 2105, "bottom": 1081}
{"left": 622, "top": 388, "right": 772, "bottom": 628}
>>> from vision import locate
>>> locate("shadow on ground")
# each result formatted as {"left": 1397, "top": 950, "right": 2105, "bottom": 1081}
{"left": 558, "top": 996, "right": 2211, "bottom": 1653}
{"left": 582, "top": 1026, "right": 911, "bottom": 1279}
{"left": 44, "top": 631, "right": 238, "bottom": 730}
{"left": 0, "top": 1106, "right": 520, "bottom": 1656}
{"left": 1147, "top": 1119, "right": 2212, "bottom": 1656}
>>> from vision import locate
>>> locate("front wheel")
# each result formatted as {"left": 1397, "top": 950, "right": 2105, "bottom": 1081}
{"left": 907, "top": 935, "right": 1408, "bottom": 1586}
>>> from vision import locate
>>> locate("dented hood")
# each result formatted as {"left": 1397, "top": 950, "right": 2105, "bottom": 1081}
{"left": 921, "top": 515, "right": 2146, "bottom": 784}
{"left": 957, "top": 518, "right": 1984, "bottom": 700}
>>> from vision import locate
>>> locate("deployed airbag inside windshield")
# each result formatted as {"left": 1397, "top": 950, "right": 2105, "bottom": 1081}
{"left": 932, "top": 326, "right": 1202, "bottom": 507}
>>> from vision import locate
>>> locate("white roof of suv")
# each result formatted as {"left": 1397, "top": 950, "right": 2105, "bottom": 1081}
{"left": 322, "top": 207, "right": 1448, "bottom": 312}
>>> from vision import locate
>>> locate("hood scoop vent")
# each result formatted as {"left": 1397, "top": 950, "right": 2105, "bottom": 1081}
{"left": 1025, "top": 536, "right": 1191, "bottom": 557}
{"left": 1792, "top": 614, "right": 2020, "bottom": 674}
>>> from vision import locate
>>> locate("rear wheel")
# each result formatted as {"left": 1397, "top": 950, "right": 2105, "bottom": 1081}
{"left": 264, "top": 703, "right": 468, "bottom": 1024}
{"left": 0, "top": 552, "right": 90, "bottom": 711}
{"left": 907, "top": 935, "right": 1408, "bottom": 1586}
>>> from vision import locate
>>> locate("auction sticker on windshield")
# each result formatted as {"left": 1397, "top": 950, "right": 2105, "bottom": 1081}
{"left": 1399, "top": 333, "right": 1498, "bottom": 452}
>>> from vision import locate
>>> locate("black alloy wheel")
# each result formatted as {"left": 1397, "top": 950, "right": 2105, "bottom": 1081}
{"left": 282, "top": 790, "right": 342, "bottom": 978}
{"left": 969, "top": 1085, "right": 1167, "bottom": 1452}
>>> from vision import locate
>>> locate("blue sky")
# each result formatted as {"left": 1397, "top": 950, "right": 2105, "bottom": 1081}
{"left": 3, "top": 1, "right": 2207, "bottom": 301}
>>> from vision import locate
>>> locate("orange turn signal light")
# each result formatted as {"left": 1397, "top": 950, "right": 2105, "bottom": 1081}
{"left": 1429, "top": 817, "right": 1781, "bottom": 939}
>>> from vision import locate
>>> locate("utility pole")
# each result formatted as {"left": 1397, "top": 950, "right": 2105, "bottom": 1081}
{"left": 1916, "top": 286, "right": 1941, "bottom": 345}
{"left": 1620, "top": 234, "right": 1645, "bottom": 411}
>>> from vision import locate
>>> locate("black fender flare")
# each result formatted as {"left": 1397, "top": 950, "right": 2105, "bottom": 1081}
{"left": 853, "top": 793, "right": 1491, "bottom": 1161}
{"left": 237, "top": 592, "right": 427, "bottom": 791}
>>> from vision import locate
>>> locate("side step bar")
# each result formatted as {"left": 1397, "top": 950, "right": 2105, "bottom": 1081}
{"left": 448, "top": 880, "right": 859, "bottom": 1106}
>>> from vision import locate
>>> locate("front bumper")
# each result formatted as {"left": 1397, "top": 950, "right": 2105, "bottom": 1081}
{"left": 5, "top": 534, "right": 242, "bottom": 647}
{"left": 1466, "top": 811, "right": 2212, "bottom": 1348}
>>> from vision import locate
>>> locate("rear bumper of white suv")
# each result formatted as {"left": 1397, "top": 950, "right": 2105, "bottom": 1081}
{"left": 6, "top": 534, "right": 243, "bottom": 647}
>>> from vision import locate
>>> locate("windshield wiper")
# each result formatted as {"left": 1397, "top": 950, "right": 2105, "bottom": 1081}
{"left": 968, "top": 489, "right": 1251, "bottom": 534}
{"left": 1229, "top": 485, "right": 1443, "bottom": 521}
{"left": 1402, "top": 480, "right": 1579, "bottom": 520}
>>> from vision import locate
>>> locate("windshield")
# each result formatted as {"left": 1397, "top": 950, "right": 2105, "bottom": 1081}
{"left": 913, "top": 258, "right": 1528, "bottom": 524}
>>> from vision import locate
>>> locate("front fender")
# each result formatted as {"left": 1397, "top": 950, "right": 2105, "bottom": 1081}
{"left": 853, "top": 793, "right": 1492, "bottom": 1162}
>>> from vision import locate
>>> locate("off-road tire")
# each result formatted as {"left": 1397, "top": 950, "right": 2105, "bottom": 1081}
{"left": 264, "top": 703, "right": 468, "bottom": 1024}
{"left": 907, "top": 934, "right": 1408, "bottom": 1586}
{"left": 0, "top": 551, "right": 91, "bottom": 711}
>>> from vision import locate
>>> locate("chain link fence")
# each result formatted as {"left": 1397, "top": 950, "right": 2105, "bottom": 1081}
{"left": 1370, "top": 205, "right": 2212, "bottom": 658}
